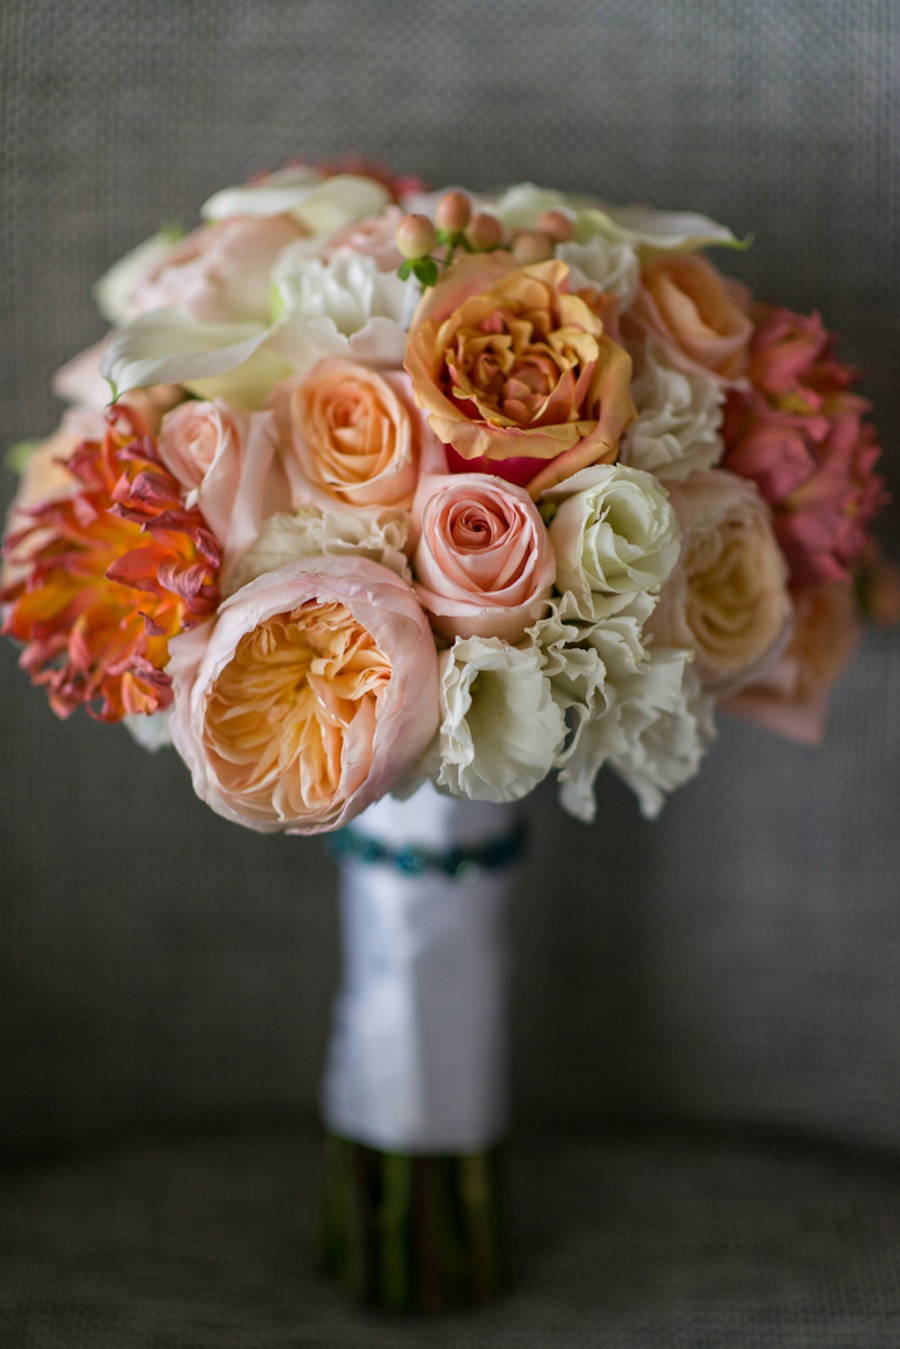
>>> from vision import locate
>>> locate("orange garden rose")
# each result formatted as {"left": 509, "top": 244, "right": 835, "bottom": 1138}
{"left": 404, "top": 255, "right": 635, "bottom": 497}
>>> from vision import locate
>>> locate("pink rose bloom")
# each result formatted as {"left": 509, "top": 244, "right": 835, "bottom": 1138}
{"left": 405, "top": 254, "right": 635, "bottom": 498}
{"left": 625, "top": 252, "right": 752, "bottom": 383}
{"left": 412, "top": 473, "right": 555, "bottom": 643}
{"left": 158, "top": 401, "right": 289, "bottom": 585}
{"left": 724, "top": 582, "right": 859, "bottom": 744}
{"left": 271, "top": 359, "right": 424, "bottom": 509}
{"left": 167, "top": 556, "right": 439, "bottom": 833}
{"left": 722, "top": 305, "right": 887, "bottom": 586}
{"left": 128, "top": 214, "right": 306, "bottom": 324}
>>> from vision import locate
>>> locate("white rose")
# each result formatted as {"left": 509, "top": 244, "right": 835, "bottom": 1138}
{"left": 436, "top": 637, "right": 566, "bottom": 802}
{"left": 544, "top": 464, "right": 681, "bottom": 620}
{"left": 272, "top": 248, "right": 407, "bottom": 340}
{"left": 619, "top": 337, "right": 724, "bottom": 481}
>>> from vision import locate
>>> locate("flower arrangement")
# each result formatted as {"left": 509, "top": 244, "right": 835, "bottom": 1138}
{"left": 3, "top": 163, "right": 889, "bottom": 824}
{"left": 2, "top": 160, "right": 892, "bottom": 1311}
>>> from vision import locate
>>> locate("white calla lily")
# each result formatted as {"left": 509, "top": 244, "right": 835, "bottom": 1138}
{"left": 575, "top": 205, "right": 749, "bottom": 256}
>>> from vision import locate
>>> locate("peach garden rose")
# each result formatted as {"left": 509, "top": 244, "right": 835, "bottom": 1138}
{"left": 404, "top": 254, "right": 636, "bottom": 497}
{"left": 167, "top": 556, "right": 439, "bottom": 833}
{"left": 626, "top": 252, "right": 752, "bottom": 383}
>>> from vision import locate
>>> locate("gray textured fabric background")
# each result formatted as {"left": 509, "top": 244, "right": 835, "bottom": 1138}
{"left": 2, "top": 0, "right": 899, "bottom": 1156}
{"left": 3, "top": 2, "right": 900, "bottom": 1342}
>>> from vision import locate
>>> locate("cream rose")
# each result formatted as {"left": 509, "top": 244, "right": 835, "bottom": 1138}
{"left": 543, "top": 463, "right": 681, "bottom": 619}
{"left": 649, "top": 470, "right": 792, "bottom": 691}
{"left": 168, "top": 556, "right": 439, "bottom": 833}
{"left": 271, "top": 359, "right": 421, "bottom": 509}
{"left": 412, "top": 473, "right": 555, "bottom": 642}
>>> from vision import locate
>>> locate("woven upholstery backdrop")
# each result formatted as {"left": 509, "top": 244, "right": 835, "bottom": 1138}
{"left": 1, "top": 0, "right": 899, "bottom": 1170}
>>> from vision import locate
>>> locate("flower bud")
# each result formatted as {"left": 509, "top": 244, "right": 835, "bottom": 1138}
{"left": 511, "top": 230, "right": 555, "bottom": 265}
{"left": 396, "top": 214, "right": 437, "bottom": 260}
{"left": 435, "top": 191, "right": 472, "bottom": 234}
{"left": 465, "top": 211, "right": 505, "bottom": 252}
{"left": 535, "top": 209, "right": 574, "bottom": 243}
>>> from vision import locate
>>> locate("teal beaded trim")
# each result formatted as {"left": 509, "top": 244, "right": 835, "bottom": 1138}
{"left": 326, "top": 817, "right": 527, "bottom": 881}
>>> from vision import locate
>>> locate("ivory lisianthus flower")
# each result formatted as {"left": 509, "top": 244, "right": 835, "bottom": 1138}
{"left": 1, "top": 406, "right": 220, "bottom": 721}
{"left": 412, "top": 473, "right": 555, "bottom": 643}
{"left": 722, "top": 304, "right": 886, "bottom": 586}
{"left": 405, "top": 255, "right": 635, "bottom": 497}
{"left": 167, "top": 556, "right": 439, "bottom": 833}
{"left": 435, "top": 636, "right": 566, "bottom": 802}
{"left": 271, "top": 359, "right": 421, "bottom": 509}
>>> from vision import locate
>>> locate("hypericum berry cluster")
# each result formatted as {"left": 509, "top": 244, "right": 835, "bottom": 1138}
{"left": 395, "top": 191, "right": 575, "bottom": 288}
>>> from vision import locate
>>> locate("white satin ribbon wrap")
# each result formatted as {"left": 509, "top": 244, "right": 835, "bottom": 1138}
{"left": 322, "top": 783, "right": 521, "bottom": 1153}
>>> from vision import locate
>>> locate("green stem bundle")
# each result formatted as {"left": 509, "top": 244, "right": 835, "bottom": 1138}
{"left": 320, "top": 1133, "right": 509, "bottom": 1312}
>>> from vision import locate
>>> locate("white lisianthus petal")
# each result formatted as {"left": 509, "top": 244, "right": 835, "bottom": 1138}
{"left": 544, "top": 464, "right": 681, "bottom": 619}
{"left": 94, "top": 230, "right": 184, "bottom": 325}
{"left": 123, "top": 709, "right": 173, "bottom": 752}
{"left": 273, "top": 248, "right": 408, "bottom": 335}
{"left": 436, "top": 637, "right": 566, "bottom": 802}
{"left": 226, "top": 505, "right": 411, "bottom": 595}
{"left": 202, "top": 171, "right": 390, "bottom": 233}
{"left": 558, "top": 646, "right": 715, "bottom": 822}
{"left": 576, "top": 205, "right": 748, "bottom": 256}
{"left": 619, "top": 337, "right": 725, "bottom": 481}
{"left": 557, "top": 237, "right": 640, "bottom": 310}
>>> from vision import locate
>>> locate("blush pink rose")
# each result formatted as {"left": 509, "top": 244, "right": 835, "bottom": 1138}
{"left": 128, "top": 214, "right": 306, "bottom": 324}
{"left": 625, "top": 253, "right": 752, "bottom": 383}
{"left": 271, "top": 359, "right": 423, "bottom": 509}
{"left": 724, "top": 582, "right": 859, "bottom": 743}
{"left": 167, "top": 556, "right": 439, "bottom": 833}
{"left": 722, "top": 305, "right": 886, "bottom": 586}
{"left": 412, "top": 473, "right": 555, "bottom": 642}
{"left": 405, "top": 254, "right": 635, "bottom": 497}
{"left": 158, "top": 401, "right": 289, "bottom": 584}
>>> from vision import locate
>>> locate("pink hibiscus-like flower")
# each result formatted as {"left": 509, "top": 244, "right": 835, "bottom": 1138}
{"left": 405, "top": 255, "right": 635, "bottom": 498}
{"left": 167, "top": 556, "right": 439, "bottom": 834}
{"left": 722, "top": 305, "right": 887, "bottom": 586}
{"left": 412, "top": 473, "right": 555, "bottom": 643}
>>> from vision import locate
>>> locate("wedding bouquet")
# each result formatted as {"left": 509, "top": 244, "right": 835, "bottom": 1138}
{"left": 2, "top": 160, "right": 891, "bottom": 1309}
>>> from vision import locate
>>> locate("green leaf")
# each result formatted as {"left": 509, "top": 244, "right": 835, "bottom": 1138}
{"left": 398, "top": 260, "right": 413, "bottom": 281}
{"left": 413, "top": 257, "right": 439, "bottom": 289}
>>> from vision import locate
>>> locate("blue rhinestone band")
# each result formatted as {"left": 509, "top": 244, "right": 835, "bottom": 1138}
{"left": 326, "top": 816, "right": 527, "bottom": 882}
